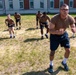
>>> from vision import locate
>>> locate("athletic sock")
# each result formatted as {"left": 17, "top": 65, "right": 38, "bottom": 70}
{"left": 10, "top": 34, "right": 12, "bottom": 37}
{"left": 45, "top": 33, "right": 48, "bottom": 35}
{"left": 50, "top": 61, "right": 53, "bottom": 66}
{"left": 63, "top": 58, "right": 68, "bottom": 64}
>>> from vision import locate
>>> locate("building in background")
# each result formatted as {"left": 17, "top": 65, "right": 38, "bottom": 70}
{"left": 0, "top": 0, "right": 76, "bottom": 15}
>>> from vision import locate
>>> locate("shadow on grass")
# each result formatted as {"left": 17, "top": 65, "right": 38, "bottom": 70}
{"left": 69, "top": 35, "right": 76, "bottom": 39}
{"left": 22, "top": 66, "right": 64, "bottom": 75}
{"left": 0, "top": 37, "right": 9, "bottom": 41}
{"left": 50, "top": 66, "right": 64, "bottom": 75}
{"left": 24, "top": 38, "right": 41, "bottom": 42}
{"left": 22, "top": 68, "right": 49, "bottom": 75}
{"left": 26, "top": 28, "right": 36, "bottom": 31}
{"left": 3, "top": 29, "right": 8, "bottom": 32}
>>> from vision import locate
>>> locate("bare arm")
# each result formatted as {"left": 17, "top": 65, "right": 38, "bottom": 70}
{"left": 5, "top": 20, "right": 8, "bottom": 26}
{"left": 19, "top": 14, "right": 21, "bottom": 19}
{"left": 70, "top": 24, "right": 76, "bottom": 33}
{"left": 47, "top": 16, "right": 51, "bottom": 22}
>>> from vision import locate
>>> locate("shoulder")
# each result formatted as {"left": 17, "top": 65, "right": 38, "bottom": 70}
{"left": 17, "top": 13, "right": 20, "bottom": 16}
{"left": 51, "top": 14, "right": 59, "bottom": 20}
{"left": 10, "top": 18, "right": 14, "bottom": 21}
{"left": 51, "top": 14, "right": 59, "bottom": 21}
{"left": 46, "top": 15, "right": 50, "bottom": 18}
{"left": 68, "top": 15, "right": 75, "bottom": 21}
{"left": 68, "top": 15, "right": 75, "bottom": 24}
{"left": 40, "top": 13, "right": 42, "bottom": 15}
{"left": 68, "top": 15, "right": 74, "bottom": 19}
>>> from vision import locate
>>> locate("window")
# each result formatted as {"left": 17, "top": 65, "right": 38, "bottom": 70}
{"left": 9, "top": 0, "right": 13, "bottom": 9}
{"left": 40, "top": 0, "right": 44, "bottom": 8}
{"left": 60, "top": 0, "right": 64, "bottom": 7}
{"left": 19, "top": 0, "right": 24, "bottom": 9}
{"left": 29, "top": 0, "right": 34, "bottom": 8}
{"left": 0, "top": 0, "right": 3, "bottom": 9}
{"left": 69, "top": 0, "right": 73, "bottom": 8}
{"left": 50, "top": 0, "right": 54, "bottom": 8}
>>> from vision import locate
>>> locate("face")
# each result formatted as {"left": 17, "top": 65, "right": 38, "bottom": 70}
{"left": 60, "top": 5, "right": 69, "bottom": 18}
{"left": 7, "top": 14, "right": 11, "bottom": 19}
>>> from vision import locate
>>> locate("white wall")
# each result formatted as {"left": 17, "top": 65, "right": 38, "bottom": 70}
{"left": 5, "top": 0, "right": 9, "bottom": 10}
{"left": 44, "top": 0, "right": 47, "bottom": 9}
{"left": 13, "top": 0, "right": 19, "bottom": 10}
{"left": 34, "top": 0, "right": 40, "bottom": 9}
{"left": 5, "top": 0, "right": 19, "bottom": 10}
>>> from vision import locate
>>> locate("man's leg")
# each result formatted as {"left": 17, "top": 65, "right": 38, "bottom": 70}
{"left": 48, "top": 51, "right": 55, "bottom": 73}
{"left": 41, "top": 28, "right": 44, "bottom": 39}
{"left": 45, "top": 26, "right": 49, "bottom": 38}
{"left": 11, "top": 27, "right": 15, "bottom": 38}
{"left": 40, "top": 24, "right": 44, "bottom": 39}
{"left": 36, "top": 19, "right": 38, "bottom": 29}
{"left": 62, "top": 48, "right": 70, "bottom": 71}
{"left": 19, "top": 20, "right": 21, "bottom": 29}
{"left": 16, "top": 22, "right": 18, "bottom": 30}
{"left": 8, "top": 27, "right": 12, "bottom": 38}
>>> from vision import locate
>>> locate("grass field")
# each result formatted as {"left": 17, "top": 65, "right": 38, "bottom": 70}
{"left": 0, "top": 14, "right": 76, "bottom": 75}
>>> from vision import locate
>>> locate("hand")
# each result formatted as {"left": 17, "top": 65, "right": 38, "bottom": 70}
{"left": 56, "top": 28, "right": 65, "bottom": 35}
{"left": 71, "top": 28, "right": 76, "bottom": 33}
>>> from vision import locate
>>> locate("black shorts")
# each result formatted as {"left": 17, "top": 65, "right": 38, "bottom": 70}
{"left": 40, "top": 22, "right": 48, "bottom": 29}
{"left": 8, "top": 24, "right": 15, "bottom": 27}
{"left": 16, "top": 19, "right": 20, "bottom": 22}
{"left": 50, "top": 32, "right": 70, "bottom": 51}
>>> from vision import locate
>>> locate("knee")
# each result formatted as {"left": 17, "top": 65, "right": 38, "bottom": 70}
{"left": 66, "top": 48, "right": 70, "bottom": 53}
{"left": 50, "top": 51, "right": 55, "bottom": 56}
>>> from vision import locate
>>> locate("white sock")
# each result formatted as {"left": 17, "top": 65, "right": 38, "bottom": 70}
{"left": 46, "top": 33, "right": 48, "bottom": 35}
{"left": 41, "top": 34, "right": 43, "bottom": 36}
{"left": 50, "top": 61, "right": 53, "bottom": 66}
{"left": 63, "top": 58, "right": 68, "bottom": 64}
{"left": 10, "top": 34, "right": 12, "bottom": 36}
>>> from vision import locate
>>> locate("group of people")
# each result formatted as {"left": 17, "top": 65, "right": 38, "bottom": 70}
{"left": 5, "top": 12, "right": 21, "bottom": 38}
{"left": 36, "top": 4, "right": 76, "bottom": 73}
{"left": 4, "top": 3, "right": 76, "bottom": 73}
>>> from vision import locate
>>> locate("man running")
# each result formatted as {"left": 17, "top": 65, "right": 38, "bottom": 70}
{"left": 14, "top": 12, "right": 21, "bottom": 30}
{"left": 39, "top": 12, "right": 50, "bottom": 39}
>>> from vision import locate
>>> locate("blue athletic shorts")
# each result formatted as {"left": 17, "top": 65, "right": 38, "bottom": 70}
{"left": 50, "top": 32, "right": 70, "bottom": 51}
